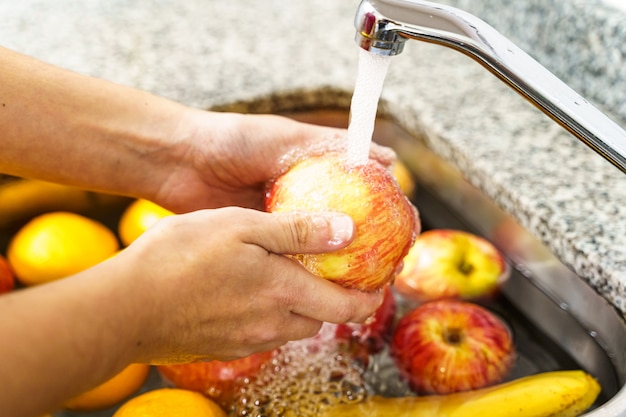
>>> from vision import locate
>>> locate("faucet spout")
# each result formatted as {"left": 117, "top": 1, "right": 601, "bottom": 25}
{"left": 355, "top": 0, "right": 626, "bottom": 174}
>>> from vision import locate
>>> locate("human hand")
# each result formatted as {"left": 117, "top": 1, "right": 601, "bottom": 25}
{"left": 108, "top": 206, "right": 384, "bottom": 364}
{"left": 150, "top": 111, "right": 396, "bottom": 213}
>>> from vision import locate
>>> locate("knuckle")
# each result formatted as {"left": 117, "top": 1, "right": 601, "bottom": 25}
{"left": 286, "top": 213, "right": 312, "bottom": 246}
{"left": 334, "top": 303, "right": 359, "bottom": 324}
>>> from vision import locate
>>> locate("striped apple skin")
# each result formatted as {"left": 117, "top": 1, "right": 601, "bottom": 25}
{"left": 265, "top": 153, "right": 418, "bottom": 292}
{"left": 391, "top": 300, "right": 515, "bottom": 395}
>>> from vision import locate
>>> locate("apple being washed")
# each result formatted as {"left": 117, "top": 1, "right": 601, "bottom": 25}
{"left": 265, "top": 153, "right": 419, "bottom": 292}
{"left": 395, "top": 229, "right": 509, "bottom": 303}
{"left": 391, "top": 299, "right": 515, "bottom": 395}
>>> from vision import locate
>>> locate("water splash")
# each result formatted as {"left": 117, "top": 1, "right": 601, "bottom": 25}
{"left": 229, "top": 323, "right": 368, "bottom": 416}
{"left": 346, "top": 48, "right": 392, "bottom": 166}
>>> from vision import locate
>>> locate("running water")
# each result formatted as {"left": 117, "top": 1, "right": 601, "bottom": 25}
{"left": 346, "top": 48, "right": 392, "bottom": 166}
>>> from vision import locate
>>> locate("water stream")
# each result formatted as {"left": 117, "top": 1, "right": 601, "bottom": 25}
{"left": 346, "top": 48, "right": 392, "bottom": 166}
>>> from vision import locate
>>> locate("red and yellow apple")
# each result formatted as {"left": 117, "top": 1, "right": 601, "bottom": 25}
{"left": 265, "top": 153, "right": 419, "bottom": 292}
{"left": 394, "top": 229, "right": 509, "bottom": 303}
{"left": 157, "top": 350, "right": 275, "bottom": 408}
{"left": 0, "top": 254, "right": 15, "bottom": 294}
{"left": 391, "top": 299, "right": 515, "bottom": 395}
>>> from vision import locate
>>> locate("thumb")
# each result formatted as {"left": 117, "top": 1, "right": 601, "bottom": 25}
{"left": 245, "top": 211, "right": 355, "bottom": 255}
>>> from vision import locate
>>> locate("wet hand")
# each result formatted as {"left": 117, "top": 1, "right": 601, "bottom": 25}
{"left": 115, "top": 207, "right": 384, "bottom": 364}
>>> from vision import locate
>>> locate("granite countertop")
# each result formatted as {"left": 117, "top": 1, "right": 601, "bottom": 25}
{"left": 1, "top": 1, "right": 625, "bottom": 314}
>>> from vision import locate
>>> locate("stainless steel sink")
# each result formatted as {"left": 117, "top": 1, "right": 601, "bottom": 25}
{"left": 14, "top": 106, "right": 624, "bottom": 416}
{"left": 284, "top": 108, "right": 626, "bottom": 416}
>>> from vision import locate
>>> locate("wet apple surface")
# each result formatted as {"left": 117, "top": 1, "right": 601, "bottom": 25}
{"left": 156, "top": 350, "right": 275, "bottom": 408}
{"left": 390, "top": 299, "right": 516, "bottom": 395}
{"left": 265, "top": 152, "right": 418, "bottom": 292}
{"left": 394, "top": 229, "right": 510, "bottom": 303}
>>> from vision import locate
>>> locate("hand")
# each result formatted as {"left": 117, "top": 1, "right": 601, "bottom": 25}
{"left": 107, "top": 207, "right": 384, "bottom": 363}
{"left": 151, "top": 111, "right": 396, "bottom": 213}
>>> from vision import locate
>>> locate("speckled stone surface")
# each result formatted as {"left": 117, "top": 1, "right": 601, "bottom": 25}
{"left": 1, "top": 1, "right": 625, "bottom": 315}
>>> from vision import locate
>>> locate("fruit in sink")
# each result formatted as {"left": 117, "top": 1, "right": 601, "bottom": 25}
{"left": 118, "top": 198, "right": 174, "bottom": 246}
{"left": 0, "top": 254, "right": 15, "bottom": 294}
{"left": 113, "top": 388, "right": 226, "bottom": 417}
{"left": 265, "top": 153, "right": 418, "bottom": 292}
{"left": 0, "top": 178, "right": 128, "bottom": 229}
{"left": 157, "top": 350, "right": 275, "bottom": 408}
{"left": 391, "top": 160, "right": 415, "bottom": 196}
{"left": 7, "top": 211, "right": 119, "bottom": 286}
{"left": 390, "top": 299, "right": 515, "bottom": 395}
{"left": 394, "top": 229, "right": 509, "bottom": 303}
{"left": 319, "top": 370, "right": 601, "bottom": 417}
{"left": 335, "top": 285, "right": 397, "bottom": 355}
{"left": 64, "top": 363, "right": 150, "bottom": 411}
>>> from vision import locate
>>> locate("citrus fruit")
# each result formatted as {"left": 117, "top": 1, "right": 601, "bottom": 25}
{"left": 0, "top": 254, "right": 15, "bottom": 294}
{"left": 392, "top": 160, "right": 415, "bottom": 196}
{"left": 112, "top": 388, "right": 226, "bottom": 417}
{"left": 118, "top": 199, "right": 174, "bottom": 246}
{"left": 7, "top": 211, "right": 119, "bottom": 286}
{"left": 64, "top": 364, "right": 151, "bottom": 411}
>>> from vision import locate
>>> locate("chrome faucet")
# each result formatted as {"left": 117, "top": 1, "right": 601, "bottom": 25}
{"left": 354, "top": 0, "right": 626, "bottom": 174}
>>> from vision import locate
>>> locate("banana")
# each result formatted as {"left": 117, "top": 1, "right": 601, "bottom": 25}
{"left": 319, "top": 370, "right": 601, "bottom": 417}
{"left": 0, "top": 178, "right": 129, "bottom": 229}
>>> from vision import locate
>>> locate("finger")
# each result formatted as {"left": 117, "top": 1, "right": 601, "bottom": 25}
{"left": 216, "top": 315, "right": 324, "bottom": 361}
{"left": 243, "top": 210, "right": 355, "bottom": 255}
{"left": 271, "top": 261, "right": 385, "bottom": 324}
{"left": 257, "top": 314, "right": 324, "bottom": 349}
{"left": 292, "top": 278, "right": 385, "bottom": 324}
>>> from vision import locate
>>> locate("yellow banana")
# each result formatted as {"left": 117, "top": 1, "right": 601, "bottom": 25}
{"left": 319, "top": 370, "right": 601, "bottom": 417}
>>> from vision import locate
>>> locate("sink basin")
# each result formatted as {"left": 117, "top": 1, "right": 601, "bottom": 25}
{"left": 4, "top": 106, "right": 623, "bottom": 416}
{"left": 283, "top": 109, "right": 626, "bottom": 416}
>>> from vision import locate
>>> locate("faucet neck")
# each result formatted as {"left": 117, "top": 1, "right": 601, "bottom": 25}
{"left": 354, "top": 0, "right": 626, "bottom": 174}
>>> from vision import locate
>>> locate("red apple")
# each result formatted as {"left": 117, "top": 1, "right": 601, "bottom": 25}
{"left": 335, "top": 285, "right": 397, "bottom": 355}
{"left": 391, "top": 299, "right": 515, "bottom": 395}
{"left": 394, "top": 229, "right": 509, "bottom": 303}
{"left": 265, "top": 153, "right": 418, "bottom": 292}
{"left": 157, "top": 350, "right": 275, "bottom": 408}
{"left": 0, "top": 254, "right": 15, "bottom": 294}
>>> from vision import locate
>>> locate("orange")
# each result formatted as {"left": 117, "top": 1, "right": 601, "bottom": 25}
{"left": 118, "top": 199, "right": 174, "bottom": 246}
{"left": 392, "top": 160, "right": 416, "bottom": 196}
{"left": 7, "top": 211, "right": 119, "bottom": 286}
{"left": 64, "top": 364, "right": 151, "bottom": 411}
{"left": 112, "top": 388, "right": 226, "bottom": 417}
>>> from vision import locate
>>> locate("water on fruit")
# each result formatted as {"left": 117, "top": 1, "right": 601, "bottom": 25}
{"left": 229, "top": 323, "right": 412, "bottom": 417}
{"left": 346, "top": 48, "right": 391, "bottom": 166}
{"left": 230, "top": 323, "right": 368, "bottom": 417}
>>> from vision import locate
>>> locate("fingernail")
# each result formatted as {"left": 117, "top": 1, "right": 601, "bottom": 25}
{"left": 329, "top": 214, "right": 354, "bottom": 246}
